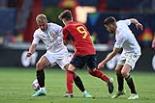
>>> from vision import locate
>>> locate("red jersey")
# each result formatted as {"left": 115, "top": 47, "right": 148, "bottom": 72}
{"left": 63, "top": 21, "right": 96, "bottom": 55}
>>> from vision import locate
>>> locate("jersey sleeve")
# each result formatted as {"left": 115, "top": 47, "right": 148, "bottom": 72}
{"left": 123, "top": 19, "right": 131, "bottom": 25}
{"left": 114, "top": 32, "right": 126, "bottom": 48}
{"left": 32, "top": 31, "right": 40, "bottom": 45}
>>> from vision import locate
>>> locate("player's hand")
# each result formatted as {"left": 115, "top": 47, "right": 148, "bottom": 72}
{"left": 26, "top": 52, "right": 32, "bottom": 57}
{"left": 98, "top": 62, "right": 105, "bottom": 69}
{"left": 136, "top": 23, "right": 143, "bottom": 30}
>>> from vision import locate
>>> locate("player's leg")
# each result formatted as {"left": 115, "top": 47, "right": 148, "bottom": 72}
{"left": 112, "top": 53, "right": 127, "bottom": 98}
{"left": 32, "top": 56, "right": 49, "bottom": 96}
{"left": 65, "top": 64, "right": 76, "bottom": 97}
{"left": 121, "top": 54, "right": 140, "bottom": 99}
{"left": 73, "top": 73, "right": 92, "bottom": 97}
{"left": 87, "top": 55, "right": 114, "bottom": 94}
{"left": 57, "top": 53, "right": 91, "bottom": 97}
{"left": 36, "top": 56, "right": 49, "bottom": 87}
{"left": 73, "top": 73, "right": 85, "bottom": 93}
{"left": 88, "top": 68, "right": 114, "bottom": 94}
{"left": 57, "top": 54, "right": 86, "bottom": 94}
{"left": 61, "top": 63, "right": 90, "bottom": 97}
{"left": 115, "top": 64, "right": 124, "bottom": 92}
{"left": 121, "top": 64, "right": 138, "bottom": 99}
{"left": 112, "top": 64, "right": 125, "bottom": 98}
{"left": 64, "top": 68, "right": 92, "bottom": 98}
{"left": 64, "top": 55, "right": 87, "bottom": 97}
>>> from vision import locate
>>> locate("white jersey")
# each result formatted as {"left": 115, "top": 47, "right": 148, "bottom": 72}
{"left": 32, "top": 23, "right": 67, "bottom": 53}
{"left": 114, "top": 19, "right": 141, "bottom": 55}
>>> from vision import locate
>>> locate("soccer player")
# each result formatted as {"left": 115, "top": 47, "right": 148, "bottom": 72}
{"left": 152, "top": 36, "right": 155, "bottom": 49}
{"left": 27, "top": 14, "right": 92, "bottom": 97}
{"left": 58, "top": 10, "right": 114, "bottom": 97}
{"left": 98, "top": 16, "right": 143, "bottom": 99}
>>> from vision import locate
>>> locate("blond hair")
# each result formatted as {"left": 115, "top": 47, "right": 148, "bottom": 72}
{"left": 36, "top": 14, "right": 48, "bottom": 24}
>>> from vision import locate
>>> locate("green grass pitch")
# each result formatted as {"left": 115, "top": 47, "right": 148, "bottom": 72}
{"left": 0, "top": 67, "right": 154, "bottom": 103}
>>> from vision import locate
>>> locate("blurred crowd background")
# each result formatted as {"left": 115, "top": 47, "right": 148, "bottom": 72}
{"left": 0, "top": 0, "right": 154, "bottom": 71}
{"left": 0, "top": 0, "right": 155, "bottom": 47}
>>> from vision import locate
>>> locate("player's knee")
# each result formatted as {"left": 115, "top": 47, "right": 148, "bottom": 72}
{"left": 67, "top": 67, "right": 75, "bottom": 72}
{"left": 88, "top": 69, "right": 94, "bottom": 76}
{"left": 64, "top": 64, "right": 69, "bottom": 70}
{"left": 115, "top": 66, "right": 123, "bottom": 74}
{"left": 115, "top": 68, "right": 121, "bottom": 74}
{"left": 88, "top": 69, "right": 98, "bottom": 77}
{"left": 121, "top": 70, "right": 129, "bottom": 78}
{"left": 36, "top": 62, "right": 45, "bottom": 70}
{"left": 67, "top": 64, "right": 76, "bottom": 72}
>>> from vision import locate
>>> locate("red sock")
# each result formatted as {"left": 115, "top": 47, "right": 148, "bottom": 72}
{"left": 89, "top": 69, "right": 110, "bottom": 82}
{"left": 66, "top": 70, "right": 74, "bottom": 93}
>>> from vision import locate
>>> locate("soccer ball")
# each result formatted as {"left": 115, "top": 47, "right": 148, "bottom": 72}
{"left": 32, "top": 79, "right": 40, "bottom": 91}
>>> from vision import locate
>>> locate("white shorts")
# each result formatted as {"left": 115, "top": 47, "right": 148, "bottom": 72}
{"left": 117, "top": 53, "right": 141, "bottom": 69}
{"left": 43, "top": 50, "right": 72, "bottom": 70}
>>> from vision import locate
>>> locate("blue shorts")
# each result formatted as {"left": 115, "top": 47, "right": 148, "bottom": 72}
{"left": 70, "top": 55, "right": 97, "bottom": 69}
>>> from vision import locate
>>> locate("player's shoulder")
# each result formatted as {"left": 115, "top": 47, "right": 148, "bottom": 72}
{"left": 34, "top": 28, "right": 42, "bottom": 35}
{"left": 72, "top": 21, "right": 83, "bottom": 26}
{"left": 63, "top": 23, "right": 70, "bottom": 30}
{"left": 117, "top": 20, "right": 125, "bottom": 24}
{"left": 48, "top": 23, "right": 62, "bottom": 33}
{"left": 48, "top": 22, "right": 62, "bottom": 29}
{"left": 117, "top": 19, "right": 130, "bottom": 25}
{"left": 66, "top": 21, "right": 84, "bottom": 29}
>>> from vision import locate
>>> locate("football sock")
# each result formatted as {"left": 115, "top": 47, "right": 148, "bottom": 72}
{"left": 74, "top": 74, "right": 85, "bottom": 92}
{"left": 116, "top": 73, "right": 124, "bottom": 92}
{"left": 89, "top": 69, "right": 110, "bottom": 82}
{"left": 125, "top": 75, "right": 137, "bottom": 94}
{"left": 66, "top": 70, "right": 74, "bottom": 93}
{"left": 37, "top": 70, "right": 45, "bottom": 87}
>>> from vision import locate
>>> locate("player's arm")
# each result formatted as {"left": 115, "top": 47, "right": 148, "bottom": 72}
{"left": 27, "top": 31, "right": 40, "bottom": 57}
{"left": 129, "top": 18, "right": 143, "bottom": 30}
{"left": 98, "top": 32, "right": 124, "bottom": 69}
{"left": 98, "top": 48, "right": 121, "bottom": 69}
{"left": 27, "top": 44, "right": 37, "bottom": 57}
{"left": 63, "top": 28, "right": 73, "bottom": 45}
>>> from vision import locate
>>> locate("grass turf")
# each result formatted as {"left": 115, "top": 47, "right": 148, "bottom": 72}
{"left": 0, "top": 67, "right": 154, "bottom": 103}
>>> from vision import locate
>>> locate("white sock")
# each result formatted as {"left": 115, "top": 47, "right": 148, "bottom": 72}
{"left": 83, "top": 90, "right": 88, "bottom": 94}
{"left": 40, "top": 87, "right": 45, "bottom": 90}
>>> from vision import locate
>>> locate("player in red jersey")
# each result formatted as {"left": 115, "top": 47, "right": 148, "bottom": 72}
{"left": 58, "top": 10, "right": 114, "bottom": 97}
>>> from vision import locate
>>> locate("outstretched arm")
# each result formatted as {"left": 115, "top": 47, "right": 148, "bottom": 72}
{"left": 27, "top": 44, "right": 37, "bottom": 57}
{"left": 98, "top": 48, "right": 121, "bottom": 69}
{"left": 129, "top": 18, "right": 143, "bottom": 30}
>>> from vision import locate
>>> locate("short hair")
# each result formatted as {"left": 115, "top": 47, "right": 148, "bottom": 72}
{"left": 104, "top": 16, "right": 116, "bottom": 25}
{"left": 58, "top": 10, "right": 72, "bottom": 21}
{"left": 36, "top": 14, "right": 47, "bottom": 23}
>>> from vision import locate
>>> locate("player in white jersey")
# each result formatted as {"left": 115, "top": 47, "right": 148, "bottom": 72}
{"left": 98, "top": 16, "right": 143, "bottom": 99}
{"left": 27, "top": 14, "right": 92, "bottom": 97}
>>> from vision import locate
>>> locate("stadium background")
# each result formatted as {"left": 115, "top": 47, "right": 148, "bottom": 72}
{"left": 0, "top": 1, "right": 155, "bottom": 103}
{"left": 0, "top": 0, "right": 154, "bottom": 71}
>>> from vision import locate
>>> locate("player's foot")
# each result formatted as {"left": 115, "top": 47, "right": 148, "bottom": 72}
{"left": 83, "top": 90, "right": 92, "bottom": 98}
{"left": 64, "top": 92, "right": 73, "bottom": 98}
{"left": 128, "top": 94, "right": 139, "bottom": 100}
{"left": 32, "top": 88, "right": 47, "bottom": 97}
{"left": 112, "top": 91, "right": 125, "bottom": 98}
{"left": 107, "top": 78, "right": 114, "bottom": 94}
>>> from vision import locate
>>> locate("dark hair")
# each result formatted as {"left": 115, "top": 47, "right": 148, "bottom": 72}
{"left": 104, "top": 16, "right": 116, "bottom": 25}
{"left": 58, "top": 10, "right": 72, "bottom": 21}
